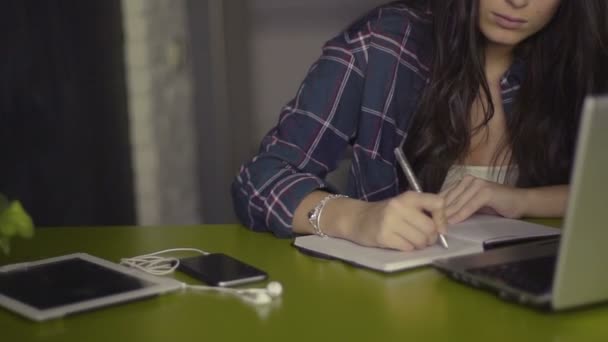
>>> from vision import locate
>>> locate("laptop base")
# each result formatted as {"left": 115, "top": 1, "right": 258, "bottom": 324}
{"left": 433, "top": 239, "right": 559, "bottom": 310}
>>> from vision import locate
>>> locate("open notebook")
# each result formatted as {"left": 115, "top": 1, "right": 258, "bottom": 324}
{"left": 293, "top": 215, "right": 560, "bottom": 272}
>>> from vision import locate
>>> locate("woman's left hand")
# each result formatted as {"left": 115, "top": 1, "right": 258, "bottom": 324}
{"left": 440, "top": 175, "right": 525, "bottom": 224}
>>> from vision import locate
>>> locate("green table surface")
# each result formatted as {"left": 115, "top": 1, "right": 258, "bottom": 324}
{"left": 1, "top": 220, "right": 607, "bottom": 342}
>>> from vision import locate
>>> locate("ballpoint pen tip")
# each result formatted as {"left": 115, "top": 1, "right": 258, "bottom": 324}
{"left": 440, "top": 234, "right": 449, "bottom": 249}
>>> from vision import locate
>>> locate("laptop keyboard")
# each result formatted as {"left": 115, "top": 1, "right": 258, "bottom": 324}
{"left": 468, "top": 256, "right": 557, "bottom": 295}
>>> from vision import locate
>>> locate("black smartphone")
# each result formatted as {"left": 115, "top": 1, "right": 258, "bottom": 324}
{"left": 178, "top": 253, "right": 268, "bottom": 287}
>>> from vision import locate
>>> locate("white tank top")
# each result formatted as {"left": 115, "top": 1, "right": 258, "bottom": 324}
{"left": 439, "top": 165, "right": 519, "bottom": 192}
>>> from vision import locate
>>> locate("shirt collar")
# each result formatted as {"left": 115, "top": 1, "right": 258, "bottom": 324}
{"left": 500, "top": 57, "right": 526, "bottom": 89}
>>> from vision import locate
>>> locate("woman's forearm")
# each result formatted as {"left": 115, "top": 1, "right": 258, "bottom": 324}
{"left": 520, "top": 185, "right": 570, "bottom": 218}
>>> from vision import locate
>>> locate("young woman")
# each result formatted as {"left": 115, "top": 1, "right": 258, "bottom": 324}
{"left": 231, "top": 0, "right": 608, "bottom": 251}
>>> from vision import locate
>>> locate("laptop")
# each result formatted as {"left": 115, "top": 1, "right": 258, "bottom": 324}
{"left": 433, "top": 95, "right": 608, "bottom": 311}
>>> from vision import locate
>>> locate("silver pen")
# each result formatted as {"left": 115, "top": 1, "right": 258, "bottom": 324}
{"left": 393, "top": 147, "right": 449, "bottom": 249}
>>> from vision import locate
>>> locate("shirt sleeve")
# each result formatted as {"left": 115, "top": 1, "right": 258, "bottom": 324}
{"left": 231, "top": 24, "right": 371, "bottom": 237}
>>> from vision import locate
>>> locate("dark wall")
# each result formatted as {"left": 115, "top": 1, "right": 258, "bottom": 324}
{"left": 0, "top": 0, "right": 135, "bottom": 226}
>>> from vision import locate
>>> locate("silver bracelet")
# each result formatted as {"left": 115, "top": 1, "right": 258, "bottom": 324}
{"left": 307, "top": 194, "right": 349, "bottom": 237}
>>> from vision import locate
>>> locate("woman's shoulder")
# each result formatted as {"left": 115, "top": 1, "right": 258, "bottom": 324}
{"left": 326, "top": 1, "right": 432, "bottom": 76}
{"left": 334, "top": 0, "right": 433, "bottom": 67}
{"left": 344, "top": 1, "right": 432, "bottom": 41}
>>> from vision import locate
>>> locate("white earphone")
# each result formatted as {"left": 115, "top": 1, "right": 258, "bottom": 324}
{"left": 185, "top": 281, "right": 283, "bottom": 305}
{"left": 235, "top": 281, "right": 283, "bottom": 304}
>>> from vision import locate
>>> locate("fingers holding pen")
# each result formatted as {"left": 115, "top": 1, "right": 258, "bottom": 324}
{"left": 350, "top": 191, "right": 447, "bottom": 251}
{"left": 404, "top": 191, "right": 448, "bottom": 234}
{"left": 394, "top": 191, "right": 448, "bottom": 237}
{"left": 392, "top": 147, "right": 447, "bottom": 245}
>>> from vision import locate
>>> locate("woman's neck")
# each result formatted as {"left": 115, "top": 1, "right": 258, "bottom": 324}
{"left": 484, "top": 43, "right": 514, "bottom": 82}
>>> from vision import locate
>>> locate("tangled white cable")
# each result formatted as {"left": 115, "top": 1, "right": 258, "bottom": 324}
{"left": 120, "top": 248, "right": 208, "bottom": 276}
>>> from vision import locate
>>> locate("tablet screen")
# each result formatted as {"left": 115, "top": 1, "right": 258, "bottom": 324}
{"left": 0, "top": 258, "right": 152, "bottom": 310}
{"left": 0, "top": 253, "right": 182, "bottom": 321}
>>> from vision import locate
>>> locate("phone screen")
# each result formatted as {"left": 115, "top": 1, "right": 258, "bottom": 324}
{"left": 178, "top": 253, "right": 268, "bottom": 287}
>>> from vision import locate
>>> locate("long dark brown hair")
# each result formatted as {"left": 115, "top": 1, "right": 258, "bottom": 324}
{"left": 402, "top": 0, "right": 608, "bottom": 192}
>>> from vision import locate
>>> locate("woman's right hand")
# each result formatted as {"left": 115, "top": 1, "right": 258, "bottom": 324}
{"left": 345, "top": 192, "right": 447, "bottom": 251}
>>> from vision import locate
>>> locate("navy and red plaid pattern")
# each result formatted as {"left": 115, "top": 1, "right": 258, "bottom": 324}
{"left": 231, "top": 3, "right": 523, "bottom": 237}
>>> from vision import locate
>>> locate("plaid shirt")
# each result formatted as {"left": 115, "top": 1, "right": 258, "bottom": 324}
{"left": 231, "top": 3, "right": 524, "bottom": 237}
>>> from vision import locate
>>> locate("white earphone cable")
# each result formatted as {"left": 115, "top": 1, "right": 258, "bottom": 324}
{"left": 120, "top": 248, "right": 208, "bottom": 276}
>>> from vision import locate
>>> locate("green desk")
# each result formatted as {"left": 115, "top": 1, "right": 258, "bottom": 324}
{"left": 1, "top": 222, "right": 607, "bottom": 342}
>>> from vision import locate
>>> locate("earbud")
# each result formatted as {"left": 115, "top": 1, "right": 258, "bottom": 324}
{"left": 236, "top": 281, "right": 283, "bottom": 304}
{"left": 266, "top": 281, "right": 283, "bottom": 297}
{"left": 185, "top": 281, "right": 283, "bottom": 305}
{"left": 240, "top": 291, "right": 272, "bottom": 305}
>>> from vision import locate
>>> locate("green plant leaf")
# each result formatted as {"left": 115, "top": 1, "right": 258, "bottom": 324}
{"left": 6, "top": 201, "right": 34, "bottom": 238}
{"left": 0, "top": 198, "right": 34, "bottom": 255}
{"left": 0, "top": 210, "right": 18, "bottom": 237}
{"left": 0, "top": 237, "right": 9, "bottom": 255}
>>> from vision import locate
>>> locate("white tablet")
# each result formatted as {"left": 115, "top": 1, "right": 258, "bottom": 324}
{"left": 0, "top": 253, "right": 182, "bottom": 321}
